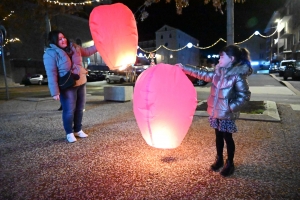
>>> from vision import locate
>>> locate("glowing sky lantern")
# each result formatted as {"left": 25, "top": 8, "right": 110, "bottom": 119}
{"left": 89, "top": 3, "right": 138, "bottom": 70}
{"left": 133, "top": 64, "right": 197, "bottom": 149}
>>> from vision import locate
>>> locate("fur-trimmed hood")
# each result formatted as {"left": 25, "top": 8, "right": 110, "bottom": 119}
{"left": 215, "top": 62, "right": 252, "bottom": 77}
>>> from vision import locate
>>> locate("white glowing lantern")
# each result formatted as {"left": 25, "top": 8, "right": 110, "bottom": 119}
{"left": 133, "top": 63, "right": 197, "bottom": 149}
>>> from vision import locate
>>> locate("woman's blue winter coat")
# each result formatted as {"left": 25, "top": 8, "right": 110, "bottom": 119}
{"left": 43, "top": 43, "right": 97, "bottom": 96}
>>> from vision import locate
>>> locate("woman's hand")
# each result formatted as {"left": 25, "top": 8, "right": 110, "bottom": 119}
{"left": 53, "top": 95, "right": 60, "bottom": 100}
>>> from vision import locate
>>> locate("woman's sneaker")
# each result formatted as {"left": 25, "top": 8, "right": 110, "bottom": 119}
{"left": 67, "top": 133, "right": 77, "bottom": 143}
{"left": 74, "top": 130, "right": 88, "bottom": 138}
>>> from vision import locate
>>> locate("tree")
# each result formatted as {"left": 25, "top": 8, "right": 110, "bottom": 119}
{"left": 137, "top": 0, "right": 246, "bottom": 45}
{"left": 0, "top": 0, "right": 85, "bottom": 46}
{"left": 0, "top": 0, "right": 89, "bottom": 62}
{"left": 204, "top": 0, "right": 246, "bottom": 45}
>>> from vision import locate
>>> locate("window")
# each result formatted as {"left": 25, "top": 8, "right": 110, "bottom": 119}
{"left": 165, "top": 27, "right": 167, "bottom": 31}
{"left": 260, "top": 53, "right": 264, "bottom": 59}
{"left": 164, "top": 43, "right": 168, "bottom": 47}
{"left": 260, "top": 44, "right": 264, "bottom": 49}
{"left": 169, "top": 34, "right": 172, "bottom": 38}
{"left": 161, "top": 35, "right": 163, "bottom": 39}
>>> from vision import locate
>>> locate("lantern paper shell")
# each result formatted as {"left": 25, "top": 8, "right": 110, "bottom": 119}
{"left": 89, "top": 3, "right": 138, "bottom": 70}
{"left": 133, "top": 64, "right": 197, "bottom": 149}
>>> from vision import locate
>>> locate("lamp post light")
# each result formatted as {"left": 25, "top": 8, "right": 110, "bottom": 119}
{"left": 275, "top": 19, "right": 282, "bottom": 58}
{"left": 0, "top": 25, "right": 9, "bottom": 100}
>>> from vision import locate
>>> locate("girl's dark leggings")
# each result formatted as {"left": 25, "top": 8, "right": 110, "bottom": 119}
{"left": 215, "top": 129, "right": 235, "bottom": 162}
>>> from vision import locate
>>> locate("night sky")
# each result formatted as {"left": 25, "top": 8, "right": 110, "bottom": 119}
{"left": 111, "top": 0, "right": 286, "bottom": 55}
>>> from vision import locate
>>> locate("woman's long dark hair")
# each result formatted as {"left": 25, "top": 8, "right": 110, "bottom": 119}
{"left": 47, "top": 30, "right": 72, "bottom": 55}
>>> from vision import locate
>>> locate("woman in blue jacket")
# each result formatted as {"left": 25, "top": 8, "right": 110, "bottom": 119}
{"left": 179, "top": 45, "right": 252, "bottom": 176}
{"left": 43, "top": 30, "right": 97, "bottom": 143}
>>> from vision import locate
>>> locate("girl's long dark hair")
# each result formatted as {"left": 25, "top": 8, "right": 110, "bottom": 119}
{"left": 220, "top": 44, "right": 253, "bottom": 75}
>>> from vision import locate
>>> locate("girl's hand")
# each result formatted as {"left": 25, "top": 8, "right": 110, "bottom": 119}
{"left": 53, "top": 95, "right": 60, "bottom": 100}
{"left": 175, "top": 63, "right": 184, "bottom": 70}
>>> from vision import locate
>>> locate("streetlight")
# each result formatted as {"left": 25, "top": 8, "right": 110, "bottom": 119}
{"left": 275, "top": 18, "right": 282, "bottom": 58}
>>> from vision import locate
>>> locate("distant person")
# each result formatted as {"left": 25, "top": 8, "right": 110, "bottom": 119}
{"left": 178, "top": 45, "right": 252, "bottom": 176}
{"left": 58, "top": 104, "right": 62, "bottom": 111}
{"left": 43, "top": 30, "right": 97, "bottom": 143}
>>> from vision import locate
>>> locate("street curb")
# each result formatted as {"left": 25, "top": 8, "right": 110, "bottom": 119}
{"left": 269, "top": 74, "right": 300, "bottom": 96}
{"left": 194, "top": 100, "right": 281, "bottom": 122}
{"left": 15, "top": 97, "right": 53, "bottom": 102}
{"left": 15, "top": 94, "right": 93, "bottom": 102}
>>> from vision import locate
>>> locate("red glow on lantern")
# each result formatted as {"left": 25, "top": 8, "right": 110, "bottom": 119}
{"left": 89, "top": 3, "right": 138, "bottom": 70}
{"left": 133, "top": 64, "right": 197, "bottom": 149}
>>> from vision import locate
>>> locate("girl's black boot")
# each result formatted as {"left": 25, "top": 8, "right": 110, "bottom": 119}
{"left": 220, "top": 159, "right": 235, "bottom": 177}
{"left": 210, "top": 156, "right": 224, "bottom": 171}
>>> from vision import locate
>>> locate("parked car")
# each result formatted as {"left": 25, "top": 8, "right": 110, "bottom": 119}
{"left": 22, "top": 74, "right": 48, "bottom": 85}
{"left": 87, "top": 71, "right": 106, "bottom": 82}
{"left": 269, "top": 63, "right": 279, "bottom": 73}
{"left": 105, "top": 70, "right": 129, "bottom": 83}
{"left": 278, "top": 60, "right": 296, "bottom": 77}
{"left": 187, "top": 75, "right": 209, "bottom": 86}
{"left": 259, "top": 61, "right": 270, "bottom": 70}
{"left": 268, "top": 60, "right": 281, "bottom": 73}
{"left": 283, "top": 65, "right": 300, "bottom": 80}
{"left": 185, "top": 65, "right": 214, "bottom": 86}
{"left": 86, "top": 65, "right": 109, "bottom": 82}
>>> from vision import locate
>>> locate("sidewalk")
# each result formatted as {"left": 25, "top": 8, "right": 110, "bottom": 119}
{"left": 1, "top": 90, "right": 300, "bottom": 199}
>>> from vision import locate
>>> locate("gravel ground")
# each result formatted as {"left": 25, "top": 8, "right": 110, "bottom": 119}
{"left": 0, "top": 97, "right": 299, "bottom": 199}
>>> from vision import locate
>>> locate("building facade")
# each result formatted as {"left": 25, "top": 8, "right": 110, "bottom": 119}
{"left": 238, "top": 35, "right": 267, "bottom": 69}
{"left": 1, "top": 1, "right": 111, "bottom": 84}
{"left": 155, "top": 25, "right": 200, "bottom": 66}
{"left": 264, "top": 0, "right": 300, "bottom": 66}
{"left": 5, "top": 14, "right": 104, "bottom": 83}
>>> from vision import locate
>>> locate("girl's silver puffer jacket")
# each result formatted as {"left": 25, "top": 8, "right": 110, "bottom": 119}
{"left": 181, "top": 63, "right": 251, "bottom": 120}
{"left": 43, "top": 43, "right": 97, "bottom": 96}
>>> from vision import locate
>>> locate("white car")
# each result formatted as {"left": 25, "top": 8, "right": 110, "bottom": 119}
{"left": 29, "top": 74, "right": 48, "bottom": 85}
{"left": 278, "top": 60, "right": 296, "bottom": 77}
{"left": 105, "top": 71, "right": 128, "bottom": 83}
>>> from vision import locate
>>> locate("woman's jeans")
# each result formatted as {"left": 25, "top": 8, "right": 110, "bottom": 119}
{"left": 60, "top": 84, "right": 86, "bottom": 134}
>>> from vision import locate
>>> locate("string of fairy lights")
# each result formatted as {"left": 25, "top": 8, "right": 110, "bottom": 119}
{"left": 2, "top": 11, "right": 14, "bottom": 21}
{"left": 1, "top": 11, "right": 20, "bottom": 46}
{"left": 44, "top": 0, "right": 102, "bottom": 6}
{"left": 2, "top": 38, "right": 20, "bottom": 46}
{"left": 138, "top": 29, "right": 278, "bottom": 58}
{"left": 1, "top": 1, "right": 279, "bottom": 55}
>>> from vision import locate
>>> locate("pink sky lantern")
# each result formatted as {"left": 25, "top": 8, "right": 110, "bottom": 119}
{"left": 133, "top": 64, "right": 197, "bottom": 149}
{"left": 89, "top": 3, "right": 138, "bottom": 70}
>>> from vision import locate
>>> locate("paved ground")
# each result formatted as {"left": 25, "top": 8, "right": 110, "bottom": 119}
{"left": 0, "top": 74, "right": 299, "bottom": 199}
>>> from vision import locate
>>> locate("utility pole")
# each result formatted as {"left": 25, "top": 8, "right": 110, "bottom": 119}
{"left": 226, "top": 0, "right": 234, "bottom": 45}
{"left": 0, "top": 25, "right": 9, "bottom": 100}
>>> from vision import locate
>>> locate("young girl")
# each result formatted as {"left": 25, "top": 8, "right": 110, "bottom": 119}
{"left": 179, "top": 44, "right": 252, "bottom": 176}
